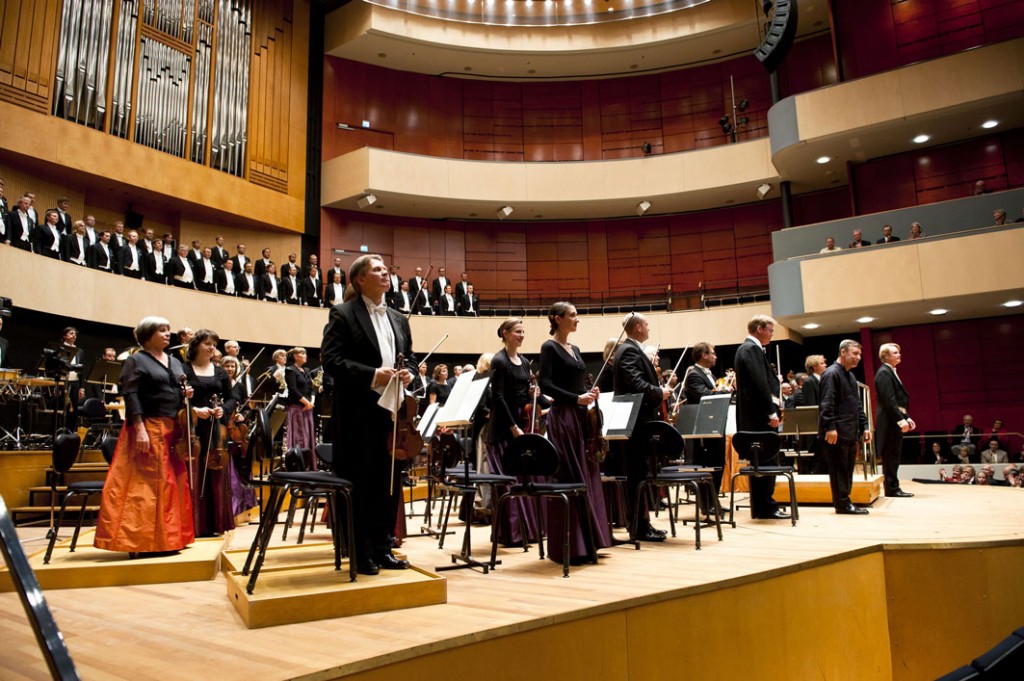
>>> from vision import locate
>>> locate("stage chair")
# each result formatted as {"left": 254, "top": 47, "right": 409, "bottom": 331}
{"left": 728, "top": 431, "right": 799, "bottom": 527}
{"left": 632, "top": 421, "right": 722, "bottom": 550}
{"left": 489, "top": 433, "right": 596, "bottom": 577}
{"left": 43, "top": 433, "right": 114, "bottom": 564}
{"left": 79, "top": 398, "right": 114, "bottom": 447}
{"left": 241, "top": 451, "right": 357, "bottom": 594}
{"left": 280, "top": 447, "right": 326, "bottom": 544}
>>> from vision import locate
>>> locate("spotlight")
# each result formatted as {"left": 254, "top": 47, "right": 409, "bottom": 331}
{"left": 737, "top": 116, "right": 749, "bottom": 126}
{"left": 640, "top": 142, "right": 652, "bottom": 155}
{"left": 738, "top": 99, "right": 749, "bottom": 111}
{"left": 497, "top": 205, "right": 514, "bottom": 219}
{"left": 636, "top": 200, "right": 651, "bottom": 216}
{"left": 356, "top": 193, "right": 377, "bottom": 208}
{"left": 718, "top": 115, "right": 730, "bottom": 126}
{"left": 722, "top": 123, "right": 733, "bottom": 134}
{"left": 756, "top": 183, "right": 772, "bottom": 200}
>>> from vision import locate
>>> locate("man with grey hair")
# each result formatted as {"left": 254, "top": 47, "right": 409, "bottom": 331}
{"left": 875, "top": 342, "right": 915, "bottom": 498}
{"left": 819, "top": 339, "right": 871, "bottom": 514}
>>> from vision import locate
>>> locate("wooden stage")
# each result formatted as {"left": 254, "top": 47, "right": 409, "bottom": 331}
{"left": 2, "top": 480, "right": 1024, "bottom": 681}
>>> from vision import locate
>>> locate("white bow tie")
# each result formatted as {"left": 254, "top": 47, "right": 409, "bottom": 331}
{"left": 371, "top": 304, "right": 388, "bottom": 315}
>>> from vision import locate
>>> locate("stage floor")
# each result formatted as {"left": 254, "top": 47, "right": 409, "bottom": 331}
{"left": 1, "top": 481, "right": 1023, "bottom": 681}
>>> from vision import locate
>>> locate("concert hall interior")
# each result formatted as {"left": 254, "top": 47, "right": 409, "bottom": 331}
{"left": 1, "top": 1, "right": 1023, "bottom": 680}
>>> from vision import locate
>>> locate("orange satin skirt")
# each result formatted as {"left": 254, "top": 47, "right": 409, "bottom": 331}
{"left": 94, "top": 417, "right": 196, "bottom": 553}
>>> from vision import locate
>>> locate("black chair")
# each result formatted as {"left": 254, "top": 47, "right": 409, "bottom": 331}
{"left": 43, "top": 433, "right": 114, "bottom": 564}
{"left": 489, "top": 433, "right": 596, "bottom": 577}
{"left": 79, "top": 398, "right": 114, "bottom": 447}
{"left": 632, "top": 421, "right": 722, "bottom": 550}
{"left": 971, "top": 629, "right": 1024, "bottom": 674}
{"left": 728, "top": 431, "right": 799, "bottom": 527}
{"left": 279, "top": 447, "right": 324, "bottom": 543}
{"left": 241, "top": 446, "right": 357, "bottom": 594}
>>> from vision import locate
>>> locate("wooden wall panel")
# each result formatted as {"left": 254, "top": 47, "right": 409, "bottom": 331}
{"left": 777, "top": 34, "right": 839, "bottom": 99}
{"left": 0, "top": 0, "right": 61, "bottom": 112}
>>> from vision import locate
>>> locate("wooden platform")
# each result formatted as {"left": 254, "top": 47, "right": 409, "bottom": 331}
{"left": 223, "top": 543, "right": 446, "bottom": 629}
{"left": 0, "top": 530, "right": 226, "bottom": 592}
{"left": 773, "top": 473, "right": 884, "bottom": 505}
{"left": 1, "top": 481, "right": 1024, "bottom": 681}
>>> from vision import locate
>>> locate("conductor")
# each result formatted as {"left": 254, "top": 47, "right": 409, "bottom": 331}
{"left": 321, "top": 254, "right": 414, "bottom": 576}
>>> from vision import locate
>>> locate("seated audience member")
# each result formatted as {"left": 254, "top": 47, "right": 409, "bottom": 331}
{"left": 981, "top": 419, "right": 1006, "bottom": 450}
{"left": 938, "top": 465, "right": 963, "bottom": 483}
{"left": 928, "top": 441, "right": 949, "bottom": 464}
{"left": 993, "top": 209, "right": 1007, "bottom": 226}
{"left": 995, "top": 465, "right": 1017, "bottom": 487}
{"left": 981, "top": 438, "right": 1009, "bottom": 464}
{"left": 973, "top": 179, "right": 987, "bottom": 195}
{"left": 975, "top": 469, "right": 992, "bottom": 486}
{"left": 950, "top": 415, "right": 979, "bottom": 463}
{"left": 216, "top": 258, "right": 237, "bottom": 296}
{"left": 819, "top": 237, "right": 842, "bottom": 253}
{"left": 960, "top": 465, "right": 977, "bottom": 484}
{"left": 848, "top": 229, "right": 870, "bottom": 249}
{"left": 908, "top": 222, "right": 924, "bottom": 240}
{"left": 146, "top": 238, "right": 168, "bottom": 284}
{"left": 876, "top": 224, "right": 900, "bottom": 244}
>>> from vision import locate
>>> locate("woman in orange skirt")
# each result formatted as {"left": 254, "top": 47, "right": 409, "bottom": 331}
{"left": 94, "top": 316, "right": 196, "bottom": 557}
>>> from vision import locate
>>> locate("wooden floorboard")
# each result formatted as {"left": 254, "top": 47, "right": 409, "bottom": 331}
{"left": 0, "top": 480, "right": 1022, "bottom": 680}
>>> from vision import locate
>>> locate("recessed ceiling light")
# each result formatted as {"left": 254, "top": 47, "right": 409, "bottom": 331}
{"left": 929, "top": 308, "right": 948, "bottom": 315}
{"left": 981, "top": 120, "right": 999, "bottom": 129}
{"left": 1002, "top": 300, "right": 1022, "bottom": 308}
{"left": 913, "top": 134, "right": 930, "bottom": 144}
{"left": 856, "top": 316, "right": 875, "bottom": 324}
{"left": 803, "top": 323, "right": 820, "bottom": 330}
{"left": 816, "top": 156, "right": 830, "bottom": 164}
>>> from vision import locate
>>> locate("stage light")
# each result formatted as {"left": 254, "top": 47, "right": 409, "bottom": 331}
{"left": 356, "top": 194, "right": 377, "bottom": 208}
{"left": 913, "top": 134, "right": 930, "bottom": 144}
{"left": 929, "top": 308, "right": 948, "bottom": 316}
{"left": 636, "top": 200, "right": 651, "bottom": 216}
{"left": 497, "top": 205, "right": 514, "bottom": 219}
{"left": 756, "top": 183, "right": 772, "bottom": 200}
{"left": 856, "top": 316, "right": 875, "bottom": 324}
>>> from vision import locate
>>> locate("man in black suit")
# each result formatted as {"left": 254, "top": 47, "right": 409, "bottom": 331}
{"left": 409, "top": 267, "right": 432, "bottom": 314}
{"left": 612, "top": 313, "right": 671, "bottom": 542}
{"left": 258, "top": 262, "right": 279, "bottom": 301}
{"left": 818, "top": 339, "right": 871, "bottom": 515}
{"left": 145, "top": 237, "right": 168, "bottom": 284}
{"left": 118, "top": 231, "right": 146, "bottom": 279}
{"left": 61, "top": 221, "right": 89, "bottom": 266}
{"left": 321, "top": 254, "right": 414, "bottom": 576}
{"left": 326, "top": 257, "right": 346, "bottom": 291}
{"left": 876, "top": 224, "right": 901, "bottom": 244}
{"left": 682, "top": 342, "right": 729, "bottom": 511}
{"left": 36, "top": 209, "right": 63, "bottom": 259}
{"left": 254, "top": 248, "right": 274, "bottom": 279}
{"left": 229, "top": 243, "right": 249, "bottom": 273}
{"left": 431, "top": 267, "right": 450, "bottom": 301}
{"left": 109, "top": 222, "right": 128, "bottom": 271}
{"left": 236, "top": 261, "right": 259, "bottom": 299}
{"left": 211, "top": 236, "right": 229, "bottom": 269}
{"left": 88, "top": 231, "right": 116, "bottom": 273}
{"left": 848, "top": 229, "right": 870, "bottom": 249}
{"left": 874, "top": 342, "right": 915, "bottom": 498}
{"left": 386, "top": 264, "right": 402, "bottom": 308}
{"left": 187, "top": 240, "right": 203, "bottom": 266}
{"left": 437, "top": 284, "right": 458, "bottom": 315}
{"left": 458, "top": 284, "right": 480, "bottom": 317}
{"left": 194, "top": 247, "right": 218, "bottom": 293}
{"left": 455, "top": 272, "right": 471, "bottom": 299}
{"left": 6, "top": 196, "right": 34, "bottom": 250}
{"left": 53, "top": 197, "right": 73, "bottom": 235}
{"left": 733, "top": 314, "right": 788, "bottom": 520}
{"left": 280, "top": 264, "right": 301, "bottom": 305}
{"left": 216, "top": 258, "right": 238, "bottom": 296}
{"left": 168, "top": 244, "right": 196, "bottom": 289}
{"left": 300, "top": 265, "right": 323, "bottom": 307}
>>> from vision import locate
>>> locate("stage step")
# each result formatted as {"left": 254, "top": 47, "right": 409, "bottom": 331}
{"left": 8, "top": 504, "right": 101, "bottom": 525}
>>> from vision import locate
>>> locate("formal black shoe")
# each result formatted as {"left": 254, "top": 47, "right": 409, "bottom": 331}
{"left": 886, "top": 490, "right": 914, "bottom": 498}
{"left": 636, "top": 528, "right": 667, "bottom": 542}
{"left": 753, "top": 509, "right": 790, "bottom": 520}
{"left": 376, "top": 552, "right": 409, "bottom": 570}
{"left": 836, "top": 505, "right": 869, "bottom": 515}
{"left": 356, "top": 558, "right": 379, "bottom": 575}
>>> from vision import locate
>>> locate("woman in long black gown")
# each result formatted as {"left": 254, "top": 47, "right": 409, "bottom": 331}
{"left": 487, "top": 318, "right": 544, "bottom": 546}
{"left": 183, "top": 328, "right": 237, "bottom": 536}
{"left": 538, "top": 302, "right": 612, "bottom": 564}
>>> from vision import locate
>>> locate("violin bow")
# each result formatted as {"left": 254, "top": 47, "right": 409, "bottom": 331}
{"left": 179, "top": 375, "right": 194, "bottom": 490}
{"left": 591, "top": 311, "right": 634, "bottom": 391}
{"left": 232, "top": 346, "right": 264, "bottom": 387}
{"left": 406, "top": 264, "right": 434, "bottom": 318}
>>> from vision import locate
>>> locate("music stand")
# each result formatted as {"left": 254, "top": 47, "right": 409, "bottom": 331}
{"left": 595, "top": 392, "right": 644, "bottom": 441}
{"left": 85, "top": 360, "right": 122, "bottom": 395}
{"left": 780, "top": 406, "right": 818, "bottom": 466}
{"left": 434, "top": 371, "right": 497, "bottom": 573}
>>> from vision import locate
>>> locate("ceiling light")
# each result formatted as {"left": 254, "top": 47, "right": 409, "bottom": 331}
{"left": 981, "top": 120, "right": 999, "bottom": 129}
{"left": 856, "top": 316, "right": 875, "bottom": 324}
{"left": 497, "top": 205, "right": 514, "bottom": 219}
{"left": 756, "top": 183, "right": 772, "bottom": 200}
{"left": 356, "top": 193, "right": 377, "bottom": 208}
{"left": 929, "top": 308, "right": 948, "bottom": 316}
{"left": 1003, "top": 300, "right": 1023, "bottom": 308}
{"left": 913, "top": 134, "right": 930, "bottom": 144}
{"left": 636, "top": 200, "right": 651, "bottom": 216}
{"left": 803, "top": 323, "right": 820, "bottom": 330}
{"left": 816, "top": 156, "right": 830, "bottom": 164}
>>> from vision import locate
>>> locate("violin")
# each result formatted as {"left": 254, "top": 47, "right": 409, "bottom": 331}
{"left": 583, "top": 372, "right": 608, "bottom": 463}
{"left": 388, "top": 353, "right": 423, "bottom": 462}
{"left": 521, "top": 360, "right": 544, "bottom": 435}
{"left": 175, "top": 375, "right": 200, "bottom": 464}
{"left": 227, "top": 413, "right": 249, "bottom": 458}
{"left": 206, "top": 394, "right": 229, "bottom": 471}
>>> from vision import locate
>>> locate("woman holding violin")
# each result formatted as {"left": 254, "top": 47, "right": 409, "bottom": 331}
{"left": 183, "top": 328, "right": 237, "bottom": 536}
{"left": 221, "top": 355, "right": 258, "bottom": 517}
{"left": 284, "top": 347, "right": 316, "bottom": 461}
{"left": 539, "top": 302, "right": 612, "bottom": 564}
{"left": 487, "top": 319, "right": 543, "bottom": 546}
{"left": 94, "top": 316, "right": 195, "bottom": 557}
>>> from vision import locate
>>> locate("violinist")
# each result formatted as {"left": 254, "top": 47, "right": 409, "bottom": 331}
{"left": 94, "top": 316, "right": 195, "bottom": 557}
{"left": 321, "top": 254, "right": 414, "bottom": 576}
{"left": 221, "top": 356, "right": 258, "bottom": 516}
{"left": 612, "top": 314, "right": 672, "bottom": 542}
{"left": 539, "top": 302, "right": 612, "bottom": 565}
{"left": 682, "top": 342, "right": 729, "bottom": 515}
{"left": 284, "top": 347, "right": 316, "bottom": 459}
{"left": 427, "top": 364, "right": 451, "bottom": 405}
{"left": 487, "top": 319, "right": 543, "bottom": 546}
{"left": 183, "top": 329, "right": 237, "bottom": 536}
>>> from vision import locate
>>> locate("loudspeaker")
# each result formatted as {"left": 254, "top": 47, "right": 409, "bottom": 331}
{"left": 753, "top": 0, "right": 799, "bottom": 73}
{"left": 125, "top": 208, "right": 144, "bottom": 230}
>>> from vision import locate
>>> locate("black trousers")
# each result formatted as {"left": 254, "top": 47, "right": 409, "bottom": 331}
{"left": 694, "top": 438, "right": 725, "bottom": 512}
{"left": 824, "top": 438, "right": 858, "bottom": 510}
{"left": 875, "top": 421, "right": 903, "bottom": 493}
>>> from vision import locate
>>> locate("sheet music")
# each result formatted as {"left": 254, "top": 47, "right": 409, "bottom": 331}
{"left": 596, "top": 392, "right": 644, "bottom": 440}
{"left": 436, "top": 370, "right": 490, "bottom": 428}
